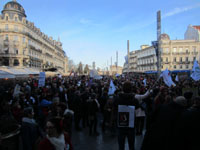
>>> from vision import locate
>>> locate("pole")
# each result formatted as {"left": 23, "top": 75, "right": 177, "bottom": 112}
{"left": 111, "top": 57, "right": 112, "bottom": 75}
{"left": 116, "top": 51, "right": 118, "bottom": 74}
{"left": 127, "top": 40, "right": 130, "bottom": 74}
{"left": 157, "top": 10, "right": 161, "bottom": 77}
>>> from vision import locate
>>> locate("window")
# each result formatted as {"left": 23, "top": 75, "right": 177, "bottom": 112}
{"left": 193, "top": 57, "right": 196, "bottom": 61}
{"left": 174, "top": 65, "right": 176, "bottom": 69}
{"left": 186, "top": 57, "right": 189, "bottom": 62}
{"left": 5, "top": 24, "right": 8, "bottom": 31}
{"left": 165, "top": 48, "right": 169, "bottom": 53}
{"left": 14, "top": 5, "right": 18, "bottom": 9}
{"left": 180, "top": 65, "right": 182, "bottom": 69}
{"left": 174, "top": 57, "right": 176, "bottom": 62}
{"left": 173, "top": 47, "right": 176, "bottom": 52}
{"left": 180, "top": 57, "right": 182, "bottom": 62}
{"left": 14, "top": 49, "right": 18, "bottom": 54}
{"left": 23, "top": 49, "right": 26, "bottom": 55}
{"left": 179, "top": 47, "right": 183, "bottom": 53}
{"left": 14, "top": 59, "right": 19, "bottom": 66}
{"left": 5, "top": 34, "right": 9, "bottom": 40}
{"left": 186, "top": 49, "right": 189, "bottom": 53}
{"left": 166, "top": 57, "right": 168, "bottom": 62}
{"left": 14, "top": 25, "right": 18, "bottom": 31}
{"left": 186, "top": 65, "right": 189, "bottom": 69}
{"left": 193, "top": 46, "right": 196, "bottom": 52}
{"left": 6, "top": 16, "right": 8, "bottom": 21}
{"left": 22, "top": 37, "right": 26, "bottom": 43}
{"left": 23, "top": 27, "right": 26, "bottom": 33}
{"left": 14, "top": 35, "right": 18, "bottom": 41}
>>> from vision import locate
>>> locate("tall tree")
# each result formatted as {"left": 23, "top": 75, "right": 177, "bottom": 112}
{"left": 84, "top": 64, "right": 90, "bottom": 75}
{"left": 77, "top": 62, "right": 83, "bottom": 75}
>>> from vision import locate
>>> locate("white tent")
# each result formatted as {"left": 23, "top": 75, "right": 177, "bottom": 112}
{"left": 0, "top": 70, "right": 15, "bottom": 79}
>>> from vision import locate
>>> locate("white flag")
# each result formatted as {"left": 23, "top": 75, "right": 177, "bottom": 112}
{"left": 191, "top": 60, "right": 200, "bottom": 81}
{"left": 108, "top": 80, "right": 116, "bottom": 95}
{"left": 175, "top": 75, "right": 179, "bottom": 82}
{"left": 161, "top": 69, "right": 176, "bottom": 87}
{"left": 143, "top": 78, "right": 147, "bottom": 86}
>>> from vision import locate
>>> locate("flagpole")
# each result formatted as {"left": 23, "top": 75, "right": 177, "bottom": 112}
{"left": 127, "top": 40, "right": 130, "bottom": 78}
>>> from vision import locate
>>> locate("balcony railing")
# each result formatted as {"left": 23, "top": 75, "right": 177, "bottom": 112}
{"left": 192, "top": 52, "right": 198, "bottom": 55}
{"left": 3, "top": 40, "right": 9, "bottom": 46}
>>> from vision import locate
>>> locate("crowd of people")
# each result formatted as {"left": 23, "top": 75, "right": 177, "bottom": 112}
{"left": 0, "top": 72, "right": 199, "bottom": 150}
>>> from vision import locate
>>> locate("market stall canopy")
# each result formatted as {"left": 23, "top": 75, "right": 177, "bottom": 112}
{"left": 0, "top": 67, "right": 39, "bottom": 78}
{"left": 0, "top": 70, "right": 15, "bottom": 79}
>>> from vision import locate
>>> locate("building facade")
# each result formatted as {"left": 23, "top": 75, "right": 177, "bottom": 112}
{"left": 0, "top": 0, "right": 68, "bottom": 74}
{"left": 123, "top": 30, "right": 200, "bottom": 73}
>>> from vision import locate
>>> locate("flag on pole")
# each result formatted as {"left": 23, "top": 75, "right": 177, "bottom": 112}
{"left": 191, "top": 60, "right": 200, "bottom": 81}
{"left": 108, "top": 80, "right": 116, "bottom": 95}
{"left": 124, "top": 55, "right": 128, "bottom": 64}
{"left": 175, "top": 75, "right": 179, "bottom": 82}
{"left": 143, "top": 78, "right": 147, "bottom": 86}
{"left": 161, "top": 69, "right": 176, "bottom": 87}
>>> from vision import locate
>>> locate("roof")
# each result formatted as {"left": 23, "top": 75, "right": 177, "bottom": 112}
{"left": 2, "top": 0, "right": 26, "bottom": 17}
{"left": 193, "top": 26, "right": 200, "bottom": 31}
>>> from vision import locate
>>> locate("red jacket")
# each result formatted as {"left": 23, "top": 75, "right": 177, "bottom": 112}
{"left": 39, "top": 132, "right": 73, "bottom": 150}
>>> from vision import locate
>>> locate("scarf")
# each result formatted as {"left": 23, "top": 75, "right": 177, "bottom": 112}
{"left": 47, "top": 134, "right": 65, "bottom": 150}
{"left": 22, "top": 117, "right": 36, "bottom": 124}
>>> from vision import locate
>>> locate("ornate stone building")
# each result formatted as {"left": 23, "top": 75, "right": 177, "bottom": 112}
{"left": 0, "top": 0, "right": 68, "bottom": 74}
{"left": 123, "top": 30, "right": 200, "bottom": 73}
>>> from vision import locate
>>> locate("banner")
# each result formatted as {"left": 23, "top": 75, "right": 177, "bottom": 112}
{"left": 191, "top": 60, "right": 200, "bottom": 81}
{"left": 118, "top": 105, "right": 135, "bottom": 128}
{"left": 38, "top": 72, "right": 45, "bottom": 87}
{"left": 108, "top": 80, "right": 116, "bottom": 95}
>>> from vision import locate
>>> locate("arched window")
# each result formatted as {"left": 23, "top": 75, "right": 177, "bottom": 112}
{"left": 14, "top": 59, "right": 19, "bottom": 66}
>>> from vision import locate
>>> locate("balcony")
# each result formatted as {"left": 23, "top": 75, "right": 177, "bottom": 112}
{"left": 0, "top": 53, "right": 22, "bottom": 58}
{"left": 13, "top": 41, "right": 19, "bottom": 46}
{"left": 192, "top": 52, "right": 198, "bottom": 55}
{"left": 3, "top": 39, "right": 9, "bottom": 46}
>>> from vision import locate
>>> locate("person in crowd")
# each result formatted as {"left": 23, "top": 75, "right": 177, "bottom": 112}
{"left": 141, "top": 96, "right": 187, "bottom": 150}
{"left": 21, "top": 107, "right": 43, "bottom": 150}
{"left": 87, "top": 93, "right": 100, "bottom": 136}
{"left": 72, "top": 90, "right": 82, "bottom": 131}
{"left": 173, "top": 96, "right": 200, "bottom": 150}
{"left": 39, "top": 117, "right": 73, "bottom": 150}
{"left": 113, "top": 81, "right": 150, "bottom": 150}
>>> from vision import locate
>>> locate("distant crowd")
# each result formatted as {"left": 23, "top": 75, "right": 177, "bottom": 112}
{"left": 0, "top": 73, "right": 200, "bottom": 150}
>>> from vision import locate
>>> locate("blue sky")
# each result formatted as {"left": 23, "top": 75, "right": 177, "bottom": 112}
{"left": 1, "top": 0, "right": 200, "bottom": 69}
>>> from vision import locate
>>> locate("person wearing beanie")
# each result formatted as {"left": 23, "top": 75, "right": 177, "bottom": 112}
{"left": 174, "top": 96, "right": 200, "bottom": 150}
{"left": 141, "top": 95, "right": 187, "bottom": 150}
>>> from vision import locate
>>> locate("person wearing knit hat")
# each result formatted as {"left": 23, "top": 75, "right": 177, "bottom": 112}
{"left": 174, "top": 96, "right": 200, "bottom": 150}
{"left": 141, "top": 95, "right": 187, "bottom": 150}
{"left": 174, "top": 96, "right": 187, "bottom": 107}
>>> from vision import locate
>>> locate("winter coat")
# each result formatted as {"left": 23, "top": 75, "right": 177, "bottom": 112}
{"left": 39, "top": 132, "right": 73, "bottom": 150}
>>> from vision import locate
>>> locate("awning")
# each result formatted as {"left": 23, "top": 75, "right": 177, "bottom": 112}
{"left": 0, "top": 70, "right": 15, "bottom": 79}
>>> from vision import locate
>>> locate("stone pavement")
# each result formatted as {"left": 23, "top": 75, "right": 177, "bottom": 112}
{"left": 71, "top": 115, "right": 144, "bottom": 150}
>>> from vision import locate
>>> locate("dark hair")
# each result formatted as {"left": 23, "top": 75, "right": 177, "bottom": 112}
{"left": 123, "top": 81, "right": 132, "bottom": 93}
{"left": 47, "top": 117, "right": 63, "bottom": 135}
{"left": 23, "top": 107, "right": 33, "bottom": 117}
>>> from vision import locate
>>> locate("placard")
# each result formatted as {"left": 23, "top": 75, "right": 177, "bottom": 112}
{"left": 118, "top": 105, "right": 135, "bottom": 128}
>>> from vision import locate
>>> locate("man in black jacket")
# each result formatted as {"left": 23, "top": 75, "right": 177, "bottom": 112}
{"left": 114, "top": 81, "right": 150, "bottom": 150}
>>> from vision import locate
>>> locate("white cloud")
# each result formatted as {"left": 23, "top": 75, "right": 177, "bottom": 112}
{"left": 80, "top": 18, "right": 92, "bottom": 25}
{"left": 163, "top": 3, "right": 200, "bottom": 18}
